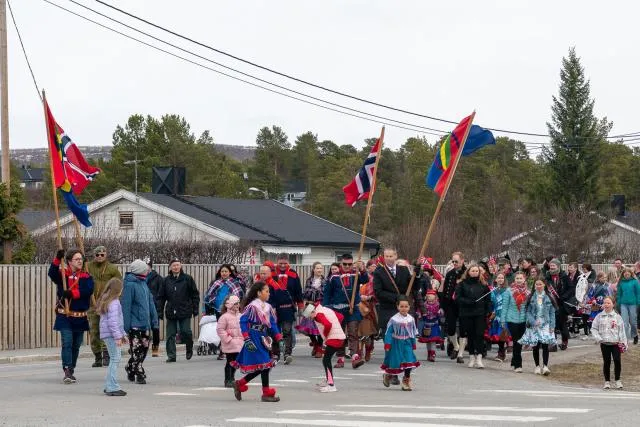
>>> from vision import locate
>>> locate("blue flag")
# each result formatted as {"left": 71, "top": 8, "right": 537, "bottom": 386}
{"left": 61, "top": 189, "right": 92, "bottom": 227}
{"left": 461, "top": 125, "right": 496, "bottom": 156}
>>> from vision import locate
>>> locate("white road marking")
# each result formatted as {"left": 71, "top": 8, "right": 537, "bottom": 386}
{"left": 310, "top": 376, "right": 351, "bottom": 380}
{"left": 276, "top": 410, "right": 553, "bottom": 423}
{"left": 227, "top": 418, "right": 476, "bottom": 427}
{"left": 346, "top": 373, "right": 380, "bottom": 377}
{"left": 528, "top": 393, "right": 640, "bottom": 400}
{"left": 338, "top": 404, "right": 590, "bottom": 413}
{"left": 475, "top": 389, "right": 640, "bottom": 397}
{"left": 193, "top": 387, "right": 227, "bottom": 391}
{"left": 154, "top": 392, "right": 198, "bottom": 396}
{"left": 275, "top": 379, "right": 309, "bottom": 383}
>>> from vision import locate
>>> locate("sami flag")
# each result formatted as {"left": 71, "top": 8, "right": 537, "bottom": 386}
{"left": 426, "top": 118, "right": 495, "bottom": 196}
{"left": 61, "top": 189, "right": 92, "bottom": 227}
{"left": 343, "top": 127, "right": 384, "bottom": 206}
{"left": 45, "top": 100, "right": 100, "bottom": 195}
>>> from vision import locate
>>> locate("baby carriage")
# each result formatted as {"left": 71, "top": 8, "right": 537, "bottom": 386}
{"left": 196, "top": 315, "right": 221, "bottom": 356}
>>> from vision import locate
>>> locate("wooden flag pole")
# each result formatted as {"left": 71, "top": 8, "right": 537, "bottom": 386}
{"left": 43, "top": 90, "right": 69, "bottom": 313}
{"left": 405, "top": 112, "right": 476, "bottom": 297}
{"left": 350, "top": 126, "right": 385, "bottom": 314}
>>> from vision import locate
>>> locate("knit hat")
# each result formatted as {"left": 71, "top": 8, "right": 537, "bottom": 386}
{"left": 426, "top": 289, "right": 437, "bottom": 296}
{"left": 301, "top": 303, "right": 316, "bottom": 319}
{"left": 225, "top": 295, "right": 240, "bottom": 309}
{"left": 169, "top": 258, "right": 180, "bottom": 267}
{"left": 130, "top": 259, "right": 148, "bottom": 276}
{"left": 550, "top": 258, "right": 562, "bottom": 271}
{"left": 93, "top": 245, "right": 107, "bottom": 255}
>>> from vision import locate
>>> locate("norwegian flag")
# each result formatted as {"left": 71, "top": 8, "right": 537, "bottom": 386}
{"left": 342, "top": 127, "right": 384, "bottom": 207}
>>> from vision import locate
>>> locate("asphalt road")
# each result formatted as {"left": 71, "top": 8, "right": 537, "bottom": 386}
{"left": 0, "top": 341, "right": 638, "bottom": 427}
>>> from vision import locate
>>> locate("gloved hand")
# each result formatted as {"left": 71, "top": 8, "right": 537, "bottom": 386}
{"left": 56, "top": 249, "right": 65, "bottom": 261}
{"left": 384, "top": 343, "right": 391, "bottom": 351}
{"left": 62, "top": 289, "right": 73, "bottom": 299}
{"left": 244, "top": 338, "right": 257, "bottom": 353}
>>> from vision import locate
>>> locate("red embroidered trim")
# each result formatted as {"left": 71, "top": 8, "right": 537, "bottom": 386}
{"left": 380, "top": 361, "right": 421, "bottom": 374}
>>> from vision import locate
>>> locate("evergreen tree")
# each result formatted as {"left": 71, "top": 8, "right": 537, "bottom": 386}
{"left": 543, "top": 47, "right": 612, "bottom": 209}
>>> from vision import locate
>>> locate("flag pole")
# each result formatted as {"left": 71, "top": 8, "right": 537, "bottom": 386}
{"left": 350, "top": 126, "right": 385, "bottom": 315}
{"left": 43, "top": 90, "right": 69, "bottom": 314}
{"left": 406, "top": 112, "right": 476, "bottom": 296}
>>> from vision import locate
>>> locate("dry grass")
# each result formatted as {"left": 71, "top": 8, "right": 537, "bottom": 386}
{"left": 550, "top": 347, "right": 640, "bottom": 391}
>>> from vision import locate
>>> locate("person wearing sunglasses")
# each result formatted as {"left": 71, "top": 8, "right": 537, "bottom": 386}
{"left": 87, "top": 246, "right": 122, "bottom": 368}
{"left": 322, "top": 253, "right": 368, "bottom": 369}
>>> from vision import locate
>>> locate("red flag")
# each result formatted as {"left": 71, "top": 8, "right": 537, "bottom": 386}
{"left": 342, "top": 128, "right": 384, "bottom": 206}
{"left": 45, "top": 100, "right": 100, "bottom": 194}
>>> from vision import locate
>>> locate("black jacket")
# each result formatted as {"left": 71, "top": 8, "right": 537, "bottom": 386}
{"left": 146, "top": 269, "right": 163, "bottom": 312}
{"left": 373, "top": 264, "right": 424, "bottom": 327}
{"left": 440, "top": 265, "right": 467, "bottom": 310}
{"left": 455, "top": 277, "right": 491, "bottom": 318}
{"left": 157, "top": 271, "right": 200, "bottom": 320}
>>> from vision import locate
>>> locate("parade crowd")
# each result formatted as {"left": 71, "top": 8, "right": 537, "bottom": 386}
{"left": 48, "top": 246, "right": 639, "bottom": 401}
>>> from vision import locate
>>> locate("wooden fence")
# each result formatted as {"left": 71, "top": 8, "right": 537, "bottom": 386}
{"left": 0, "top": 263, "right": 616, "bottom": 350}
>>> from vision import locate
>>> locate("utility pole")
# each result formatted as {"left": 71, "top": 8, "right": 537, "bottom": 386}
{"left": 0, "top": 0, "right": 12, "bottom": 263}
{"left": 124, "top": 158, "right": 142, "bottom": 195}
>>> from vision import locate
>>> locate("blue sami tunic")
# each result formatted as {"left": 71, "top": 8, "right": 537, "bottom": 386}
{"left": 381, "top": 313, "right": 421, "bottom": 374}
{"left": 231, "top": 299, "right": 282, "bottom": 374}
{"left": 48, "top": 259, "right": 94, "bottom": 332}
{"left": 322, "top": 271, "right": 368, "bottom": 323}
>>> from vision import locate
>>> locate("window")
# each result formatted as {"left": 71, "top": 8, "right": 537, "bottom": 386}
{"left": 119, "top": 211, "right": 134, "bottom": 229}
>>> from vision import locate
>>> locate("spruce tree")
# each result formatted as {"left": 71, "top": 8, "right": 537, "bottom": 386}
{"left": 543, "top": 47, "right": 612, "bottom": 209}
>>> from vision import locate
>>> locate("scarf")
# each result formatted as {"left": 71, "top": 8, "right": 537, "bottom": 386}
{"left": 243, "top": 298, "right": 272, "bottom": 326}
{"left": 311, "top": 277, "right": 323, "bottom": 289}
{"left": 512, "top": 283, "right": 530, "bottom": 310}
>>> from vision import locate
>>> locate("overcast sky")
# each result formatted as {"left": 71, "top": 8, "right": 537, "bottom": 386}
{"left": 6, "top": 0, "right": 639, "bottom": 153}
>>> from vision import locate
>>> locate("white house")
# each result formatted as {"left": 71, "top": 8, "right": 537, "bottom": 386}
{"left": 30, "top": 189, "right": 380, "bottom": 265}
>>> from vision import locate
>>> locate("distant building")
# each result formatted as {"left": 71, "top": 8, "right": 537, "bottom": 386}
{"left": 281, "top": 180, "right": 307, "bottom": 208}
{"left": 18, "top": 166, "right": 45, "bottom": 189}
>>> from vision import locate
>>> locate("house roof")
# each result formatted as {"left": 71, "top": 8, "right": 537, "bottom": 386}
{"left": 19, "top": 167, "right": 45, "bottom": 182}
{"left": 17, "top": 209, "right": 59, "bottom": 231}
{"left": 158, "top": 194, "right": 379, "bottom": 247}
{"left": 30, "top": 190, "right": 379, "bottom": 248}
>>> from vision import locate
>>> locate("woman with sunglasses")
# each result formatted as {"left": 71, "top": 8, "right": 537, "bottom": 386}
{"left": 49, "top": 248, "right": 95, "bottom": 384}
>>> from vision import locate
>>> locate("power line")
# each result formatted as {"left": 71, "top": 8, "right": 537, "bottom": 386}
{"left": 7, "top": 0, "right": 41, "bottom": 101}
{"left": 92, "top": 0, "right": 640, "bottom": 140}
{"left": 65, "top": 0, "right": 449, "bottom": 136}
{"left": 42, "top": 0, "right": 440, "bottom": 137}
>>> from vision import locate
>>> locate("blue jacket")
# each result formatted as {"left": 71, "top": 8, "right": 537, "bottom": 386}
{"left": 525, "top": 291, "right": 556, "bottom": 329}
{"left": 323, "top": 272, "right": 368, "bottom": 322}
{"left": 501, "top": 288, "right": 528, "bottom": 324}
{"left": 616, "top": 278, "right": 640, "bottom": 306}
{"left": 121, "top": 272, "right": 159, "bottom": 332}
{"left": 48, "top": 259, "right": 94, "bottom": 331}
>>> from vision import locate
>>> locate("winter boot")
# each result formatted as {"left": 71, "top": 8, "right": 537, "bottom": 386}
{"left": 427, "top": 350, "right": 436, "bottom": 362}
{"left": 468, "top": 354, "right": 476, "bottom": 368}
{"left": 333, "top": 357, "right": 344, "bottom": 368}
{"left": 151, "top": 345, "right": 159, "bottom": 357}
{"left": 382, "top": 374, "right": 391, "bottom": 387}
{"left": 351, "top": 354, "right": 365, "bottom": 369}
{"left": 102, "top": 350, "right": 110, "bottom": 367}
{"left": 401, "top": 376, "right": 413, "bottom": 391}
{"left": 314, "top": 345, "right": 325, "bottom": 358}
{"left": 495, "top": 349, "right": 506, "bottom": 362}
{"left": 63, "top": 368, "right": 74, "bottom": 384}
{"left": 233, "top": 378, "right": 248, "bottom": 401}
{"left": 476, "top": 354, "right": 484, "bottom": 369}
{"left": 261, "top": 387, "right": 280, "bottom": 402}
{"left": 364, "top": 344, "right": 374, "bottom": 362}
{"left": 91, "top": 352, "right": 103, "bottom": 368}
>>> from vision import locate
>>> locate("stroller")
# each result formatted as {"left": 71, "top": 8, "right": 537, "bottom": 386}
{"left": 196, "top": 315, "right": 221, "bottom": 356}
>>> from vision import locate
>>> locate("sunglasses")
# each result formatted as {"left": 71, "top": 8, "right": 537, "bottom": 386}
{"left": 95, "top": 253, "right": 106, "bottom": 258}
{"left": 342, "top": 262, "right": 353, "bottom": 267}
{"left": 452, "top": 260, "right": 459, "bottom": 264}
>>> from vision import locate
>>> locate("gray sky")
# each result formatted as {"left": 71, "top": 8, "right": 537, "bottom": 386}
{"left": 7, "top": 0, "right": 640, "bottom": 152}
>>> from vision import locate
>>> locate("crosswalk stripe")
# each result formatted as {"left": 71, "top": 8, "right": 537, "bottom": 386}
{"left": 346, "top": 373, "right": 381, "bottom": 377}
{"left": 154, "top": 392, "right": 198, "bottom": 396}
{"left": 227, "top": 417, "right": 477, "bottom": 427}
{"left": 338, "top": 404, "right": 590, "bottom": 413}
{"left": 193, "top": 387, "right": 227, "bottom": 391}
{"left": 475, "top": 389, "right": 640, "bottom": 398}
{"left": 276, "top": 409, "right": 553, "bottom": 423}
{"left": 310, "top": 376, "right": 351, "bottom": 380}
{"left": 275, "top": 379, "right": 309, "bottom": 383}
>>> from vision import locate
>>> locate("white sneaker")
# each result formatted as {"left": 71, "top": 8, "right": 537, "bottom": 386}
{"left": 319, "top": 384, "right": 337, "bottom": 393}
{"left": 468, "top": 355, "right": 476, "bottom": 368}
{"left": 315, "top": 379, "right": 328, "bottom": 387}
{"left": 514, "top": 367, "right": 523, "bottom": 373}
{"left": 476, "top": 354, "right": 484, "bottom": 369}
{"left": 542, "top": 365, "right": 551, "bottom": 376}
{"left": 603, "top": 381, "right": 611, "bottom": 389}
{"left": 615, "top": 380, "right": 623, "bottom": 389}
{"left": 534, "top": 366, "right": 541, "bottom": 375}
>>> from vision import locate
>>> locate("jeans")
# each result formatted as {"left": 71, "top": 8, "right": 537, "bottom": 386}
{"left": 165, "top": 317, "right": 193, "bottom": 359}
{"left": 104, "top": 337, "right": 122, "bottom": 392}
{"left": 620, "top": 304, "right": 638, "bottom": 339}
{"left": 60, "top": 329, "right": 84, "bottom": 369}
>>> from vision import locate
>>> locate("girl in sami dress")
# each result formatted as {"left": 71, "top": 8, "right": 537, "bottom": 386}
{"left": 231, "top": 281, "right": 282, "bottom": 402}
{"left": 582, "top": 271, "right": 610, "bottom": 336}
{"left": 296, "top": 262, "right": 325, "bottom": 358}
{"left": 381, "top": 296, "right": 420, "bottom": 391}
{"left": 418, "top": 289, "right": 444, "bottom": 362}
{"left": 519, "top": 280, "right": 557, "bottom": 376}
{"left": 489, "top": 273, "right": 511, "bottom": 362}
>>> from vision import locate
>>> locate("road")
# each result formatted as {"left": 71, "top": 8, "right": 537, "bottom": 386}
{"left": 0, "top": 341, "right": 637, "bottom": 427}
